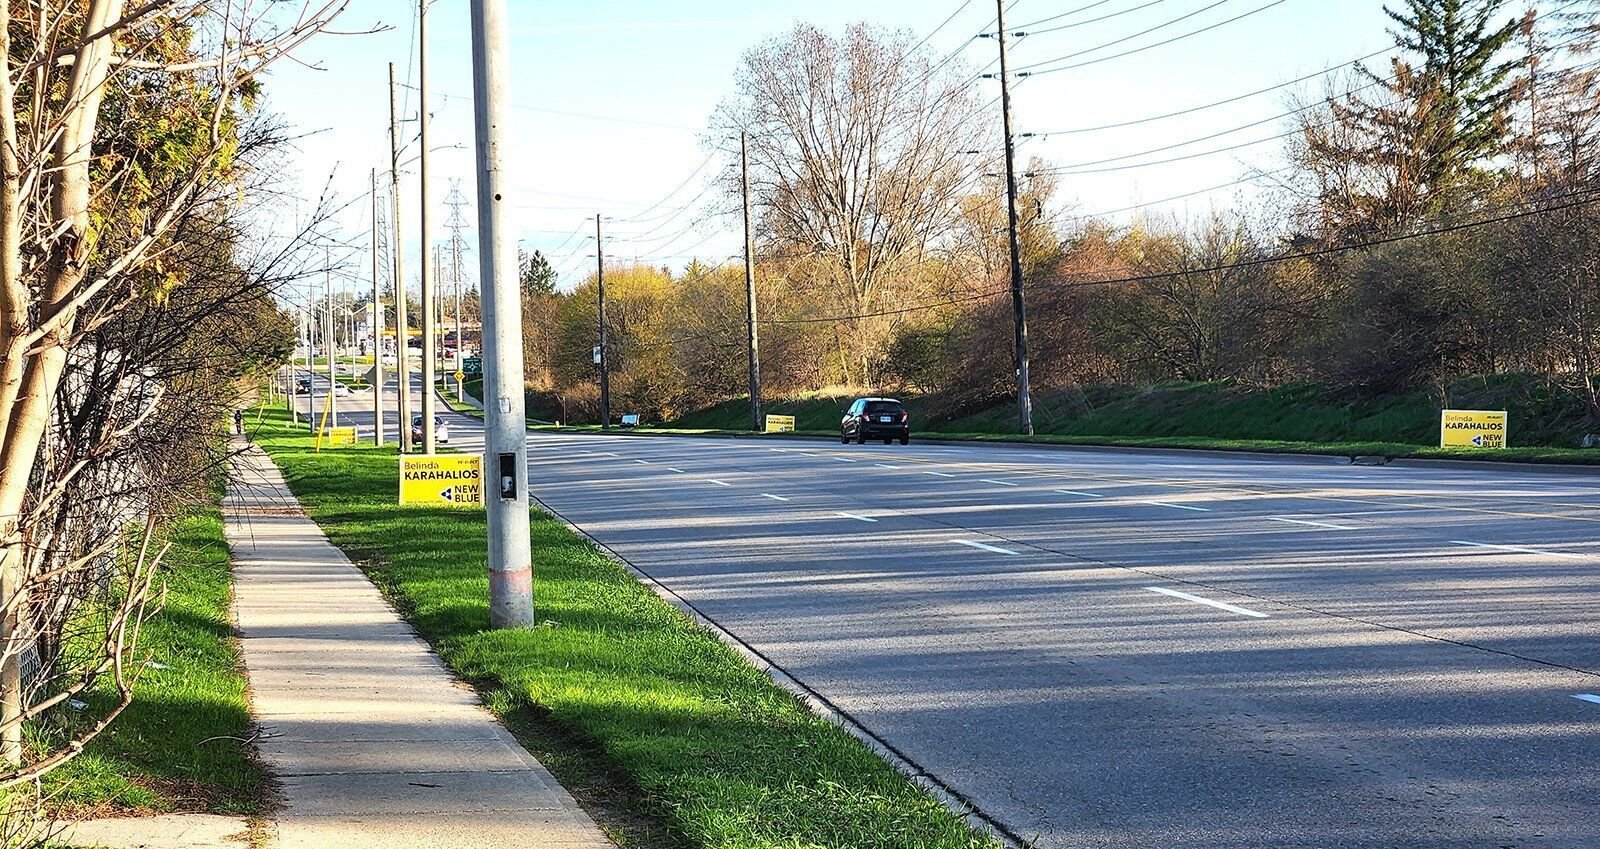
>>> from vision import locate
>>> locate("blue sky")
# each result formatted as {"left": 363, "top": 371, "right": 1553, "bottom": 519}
{"left": 264, "top": 0, "right": 1409, "bottom": 295}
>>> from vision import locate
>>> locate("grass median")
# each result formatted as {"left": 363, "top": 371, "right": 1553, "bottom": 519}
{"left": 46, "top": 505, "right": 265, "bottom": 816}
{"left": 250, "top": 406, "right": 998, "bottom": 849}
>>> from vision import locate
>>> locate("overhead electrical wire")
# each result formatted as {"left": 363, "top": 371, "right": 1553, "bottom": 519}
{"left": 1021, "top": 0, "right": 1291, "bottom": 76}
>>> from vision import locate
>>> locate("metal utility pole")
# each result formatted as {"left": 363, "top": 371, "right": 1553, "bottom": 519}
{"left": 595, "top": 213, "right": 611, "bottom": 430}
{"left": 740, "top": 131, "right": 762, "bottom": 433}
{"left": 995, "top": 0, "right": 1035, "bottom": 436}
{"left": 446, "top": 179, "right": 469, "bottom": 399}
{"left": 469, "top": 0, "right": 535, "bottom": 629}
{"left": 371, "top": 168, "right": 385, "bottom": 446}
{"left": 325, "top": 252, "right": 337, "bottom": 428}
{"left": 418, "top": 0, "right": 438, "bottom": 454}
{"left": 289, "top": 309, "right": 301, "bottom": 425}
{"left": 388, "top": 62, "right": 414, "bottom": 452}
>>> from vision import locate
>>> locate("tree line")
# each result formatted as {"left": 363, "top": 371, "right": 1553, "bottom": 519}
{"left": 519, "top": 1, "right": 1600, "bottom": 438}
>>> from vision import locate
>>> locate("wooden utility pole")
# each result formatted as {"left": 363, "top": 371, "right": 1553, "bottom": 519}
{"left": 741, "top": 131, "right": 762, "bottom": 433}
{"left": 995, "top": 0, "right": 1035, "bottom": 436}
{"left": 595, "top": 213, "right": 611, "bottom": 430}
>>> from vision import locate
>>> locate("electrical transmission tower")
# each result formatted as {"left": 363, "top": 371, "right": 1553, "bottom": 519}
{"left": 443, "top": 179, "right": 472, "bottom": 398}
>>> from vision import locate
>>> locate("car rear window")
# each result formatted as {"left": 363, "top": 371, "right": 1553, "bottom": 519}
{"left": 865, "top": 401, "right": 903, "bottom": 414}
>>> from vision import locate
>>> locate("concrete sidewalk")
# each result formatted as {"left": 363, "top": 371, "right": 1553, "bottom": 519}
{"left": 224, "top": 444, "right": 611, "bottom": 849}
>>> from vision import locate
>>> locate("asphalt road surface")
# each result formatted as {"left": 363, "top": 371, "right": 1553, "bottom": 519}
{"left": 284, "top": 373, "right": 1600, "bottom": 849}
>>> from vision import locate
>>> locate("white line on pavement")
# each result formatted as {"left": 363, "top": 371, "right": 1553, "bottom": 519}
{"left": 1145, "top": 586, "right": 1270, "bottom": 618}
{"left": 796, "top": 451, "right": 819, "bottom": 457}
{"left": 1270, "top": 517, "right": 1357, "bottom": 531}
{"left": 666, "top": 467, "right": 686, "bottom": 473}
{"left": 705, "top": 479, "right": 734, "bottom": 487}
{"left": 875, "top": 463, "right": 902, "bottom": 469}
{"left": 837, "top": 512, "right": 878, "bottom": 523}
{"left": 980, "top": 479, "right": 1020, "bottom": 487}
{"left": 1056, "top": 489, "right": 1105, "bottom": 498}
{"left": 1450, "top": 541, "right": 1585, "bottom": 560}
{"left": 1144, "top": 501, "right": 1211, "bottom": 513}
{"left": 924, "top": 471, "right": 957, "bottom": 478}
{"left": 954, "top": 539, "right": 1020, "bottom": 555}
{"left": 835, "top": 457, "right": 860, "bottom": 463}
{"left": 1575, "top": 694, "right": 1600, "bottom": 705}
{"left": 633, "top": 459, "right": 651, "bottom": 465}
{"left": 762, "top": 493, "right": 790, "bottom": 502}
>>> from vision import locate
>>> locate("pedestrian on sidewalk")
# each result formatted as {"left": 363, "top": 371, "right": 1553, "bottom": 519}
{"left": 233, "top": 409, "right": 244, "bottom": 435}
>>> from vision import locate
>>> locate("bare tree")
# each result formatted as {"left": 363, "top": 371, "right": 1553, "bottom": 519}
{"left": 713, "top": 22, "right": 987, "bottom": 384}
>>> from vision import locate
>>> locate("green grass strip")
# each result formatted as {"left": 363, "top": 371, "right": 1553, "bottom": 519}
{"left": 46, "top": 507, "right": 264, "bottom": 815}
{"left": 250, "top": 406, "right": 998, "bottom": 849}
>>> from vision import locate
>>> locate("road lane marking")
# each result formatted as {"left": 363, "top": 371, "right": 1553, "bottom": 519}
{"left": 1056, "top": 489, "right": 1105, "bottom": 498}
{"left": 1143, "top": 501, "right": 1211, "bottom": 512}
{"left": 762, "top": 493, "right": 790, "bottom": 502}
{"left": 875, "top": 463, "right": 902, "bottom": 469}
{"left": 980, "top": 479, "right": 1020, "bottom": 487}
{"left": 1145, "top": 586, "right": 1270, "bottom": 618}
{"left": 835, "top": 457, "right": 860, "bottom": 463}
{"left": 954, "top": 539, "right": 1020, "bottom": 555}
{"left": 596, "top": 452, "right": 621, "bottom": 457}
{"left": 837, "top": 512, "right": 878, "bottom": 523}
{"left": 705, "top": 479, "right": 733, "bottom": 487}
{"left": 1450, "top": 541, "right": 1585, "bottom": 560}
{"left": 633, "top": 459, "right": 651, "bottom": 465}
{"left": 924, "top": 471, "right": 957, "bottom": 478}
{"left": 795, "top": 451, "right": 819, "bottom": 457}
{"left": 666, "top": 467, "right": 686, "bottom": 473}
{"left": 1576, "top": 694, "right": 1600, "bottom": 705}
{"left": 1269, "top": 517, "right": 1357, "bottom": 531}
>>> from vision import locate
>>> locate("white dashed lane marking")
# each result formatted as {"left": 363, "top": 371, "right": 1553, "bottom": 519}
{"left": 980, "top": 479, "right": 1020, "bottom": 487}
{"left": 762, "top": 493, "right": 790, "bottom": 502}
{"left": 1270, "top": 517, "right": 1357, "bottom": 531}
{"left": 1451, "top": 541, "right": 1585, "bottom": 560}
{"left": 1056, "top": 489, "right": 1105, "bottom": 498}
{"left": 837, "top": 512, "right": 878, "bottom": 523}
{"left": 953, "top": 539, "right": 1020, "bottom": 556}
{"left": 1144, "top": 501, "right": 1211, "bottom": 513}
{"left": 1146, "top": 586, "right": 1270, "bottom": 619}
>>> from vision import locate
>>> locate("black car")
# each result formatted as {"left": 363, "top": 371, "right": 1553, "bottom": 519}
{"left": 842, "top": 397, "right": 910, "bottom": 445}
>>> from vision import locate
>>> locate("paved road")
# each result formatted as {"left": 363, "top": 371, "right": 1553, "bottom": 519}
{"left": 285, "top": 376, "right": 1600, "bottom": 848}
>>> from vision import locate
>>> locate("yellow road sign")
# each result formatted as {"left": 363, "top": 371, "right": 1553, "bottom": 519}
{"left": 399, "top": 455, "right": 484, "bottom": 506}
{"left": 1440, "top": 409, "right": 1508, "bottom": 449}
{"left": 454, "top": 370, "right": 465, "bottom": 382}
{"left": 323, "top": 426, "right": 357, "bottom": 447}
{"left": 765, "top": 414, "right": 796, "bottom": 433}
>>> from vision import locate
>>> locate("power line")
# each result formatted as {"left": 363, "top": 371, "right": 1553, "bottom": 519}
{"left": 1021, "top": 0, "right": 1292, "bottom": 76}
{"left": 1023, "top": 0, "right": 1171, "bottom": 36}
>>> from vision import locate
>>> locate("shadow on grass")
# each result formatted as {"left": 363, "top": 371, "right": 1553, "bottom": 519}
{"left": 252, "top": 406, "right": 999, "bottom": 849}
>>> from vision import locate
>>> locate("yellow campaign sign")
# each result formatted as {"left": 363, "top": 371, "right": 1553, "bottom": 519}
{"left": 765, "top": 414, "right": 796, "bottom": 433}
{"left": 399, "top": 455, "right": 484, "bottom": 506}
{"left": 323, "top": 426, "right": 357, "bottom": 447}
{"left": 1440, "top": 409, "right": 1508, "bottom": 449}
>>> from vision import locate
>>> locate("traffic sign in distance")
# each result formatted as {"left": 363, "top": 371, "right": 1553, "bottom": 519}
{"left": 454, "top": 370, "right": 466, "bottom": 382}
{"left": 765, "top": 414, "right": 796, "bottom": 433}
{"left": 400, "top": 455, "right": 484, "bottom": 506}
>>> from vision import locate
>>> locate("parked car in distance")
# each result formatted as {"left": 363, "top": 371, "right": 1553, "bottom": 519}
{"left": 410, "top": 414, "right": 450, "bottom": 445}
{"left": 295, "top": 377, "right": 311, "bottom": 393}
{"left": 333, "top": 383, "right": 352, "bottom": 396}
{"left": 841, "top": 397, "right": 910, "bottom": 445}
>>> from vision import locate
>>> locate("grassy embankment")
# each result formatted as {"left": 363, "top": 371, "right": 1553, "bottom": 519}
{"left": 251, "top": 406, "right": 998, "bottom": 849}
{"left": 45, "top": 507, "right": 264, "bottom": 816}
{"left": 644, "top": 378, "right": 1600, "bottom": 465}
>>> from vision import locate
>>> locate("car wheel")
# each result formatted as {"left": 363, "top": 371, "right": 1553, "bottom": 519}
{"left": 840, "top": 432, "right": 849, "bottom": 444}
{"left": 900, "top": 435, "right": 910, "bottom": 445}
{"left": 856, "top": 430, "right": 867, "bottom": 444}
{"left": 883, "top": 438, "right": 892, "bottom": 445}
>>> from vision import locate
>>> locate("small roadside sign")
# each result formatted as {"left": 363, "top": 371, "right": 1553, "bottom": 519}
{"left": 765, "top": 414, "right": 796, "bottom": 433}
{"left": 463, "top": 357, "right": 482, "bottom": 374}
{"left": 1440, "top": 409, "right": 1508, "bottom": 449}
{"left": 454, "top": 370, "right": 465, "bottom": 383}
{"left": 399, "top": 455, "right": 484, "bottom": 506}
{"left": 323, "top": 426, "right": 357, "bottom": 447}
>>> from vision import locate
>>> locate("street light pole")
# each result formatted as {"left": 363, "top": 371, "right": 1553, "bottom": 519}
{"left": 418, "top": 0, "right": 437, "bottom": 454}
{"left": 469, "top": 0, "right": 535, "bottom": 629}
{"left": 995, "top": 0, "right": 1035, "bottom": 436}
{"left": 388, "top": 62, "right": 414, "bottom": 452}
{"left": 325, "top": 251, "right": 337, "bottom": 429}
{"left": 741, "top": 131, "right": 762, "bottom": 433}
{"left": 371, "top": 168, "right": 384, "bottom": 446}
